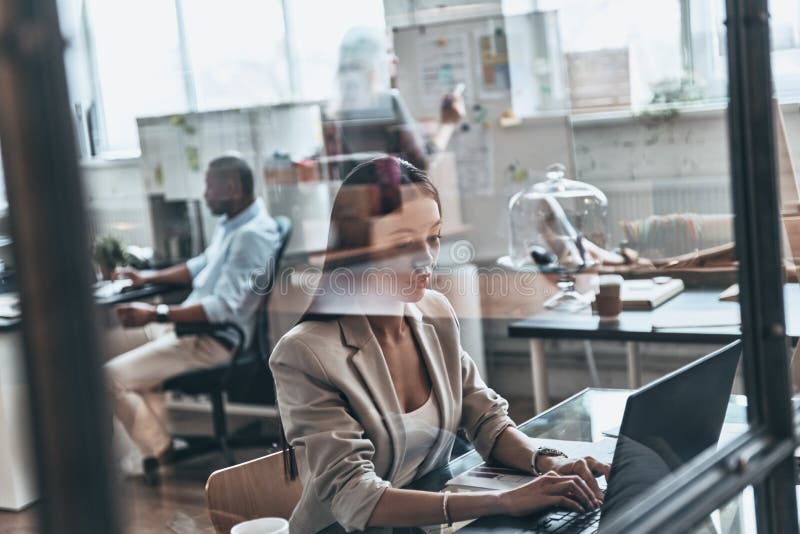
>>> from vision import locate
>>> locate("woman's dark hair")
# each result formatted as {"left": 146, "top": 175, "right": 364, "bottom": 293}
{"left": 300, "top": 155, "right": 440, "bottom": 322}
{"left": 327, "top": 156, "right": 439, "bottom": 256}
{"left": 280, "top": 155, "right": 440, "bottom": 479}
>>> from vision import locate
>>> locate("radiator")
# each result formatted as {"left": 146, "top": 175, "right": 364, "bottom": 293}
{"left": 598, "top": 177, "right": 733, "bottom": 256}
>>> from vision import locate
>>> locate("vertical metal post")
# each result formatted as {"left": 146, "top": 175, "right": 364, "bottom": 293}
{"left": 680, "top": 0, "right": 695, "bottom": 81}
{"left": 174, "top": 0, "right": 198, "bottom": 112}
{"left": 0, "top": 1, "right": 119, "bottom": 533}
{"left": 281, "top": 0, "right": 300, "bottom": 98}
{"left": 725, "top": 0, "right": 798, "bottom": 531}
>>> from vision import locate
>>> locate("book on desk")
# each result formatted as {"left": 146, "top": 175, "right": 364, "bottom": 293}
{"left": 620, "top": 278, "right": 685, "bottom": 311}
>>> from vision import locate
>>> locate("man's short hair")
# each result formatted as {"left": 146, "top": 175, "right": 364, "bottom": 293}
{"left": 208, "top": 154, "right": 254, "bottom": 197}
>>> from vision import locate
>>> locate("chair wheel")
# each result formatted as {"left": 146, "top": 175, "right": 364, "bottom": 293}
{"left": 142, "top": 457, "right": 160, "bottom": 486}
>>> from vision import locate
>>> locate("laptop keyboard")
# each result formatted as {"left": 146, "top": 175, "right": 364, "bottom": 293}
{"left": 530, "top": 508, "right": 601, "bottom": 533}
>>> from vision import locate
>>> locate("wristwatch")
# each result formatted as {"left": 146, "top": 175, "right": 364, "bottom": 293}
{"left": 155, "top": 304, "right": 170, "bottom": 323}
{"left": 531, "top": 447, "right": 567, "bottom": 475}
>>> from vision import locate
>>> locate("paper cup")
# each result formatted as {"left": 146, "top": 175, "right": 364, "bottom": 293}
{"left": 231, "top": 518, "right": 289, "bottom": 534}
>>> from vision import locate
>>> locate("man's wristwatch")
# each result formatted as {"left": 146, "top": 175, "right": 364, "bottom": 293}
{"left": 531, "top": 447, "right": 568, "bottom": 475}
{"left": 155, "top": 304, "right": 170, "bottom": 323}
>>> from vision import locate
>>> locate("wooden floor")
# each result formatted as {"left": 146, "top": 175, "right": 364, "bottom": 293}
{"left": 0, "top": 398, "right": 538, "bottom": 533}
{"left": 0, "top": 446, "right": 271, "bottom": 534}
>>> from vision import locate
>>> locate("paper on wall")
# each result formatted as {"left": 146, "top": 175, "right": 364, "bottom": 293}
{"left": 417, "top": 34, "right": 470, "bottom": 112}
{"left": 453, "top": 123, "right": 494, "bottom": 196}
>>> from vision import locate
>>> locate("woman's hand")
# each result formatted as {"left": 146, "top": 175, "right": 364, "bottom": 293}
{"left": 500, "top": 471, "right": 602, "bottom": 517}
{"left": 538, "top": 455, "right": 610, "bottom": 501}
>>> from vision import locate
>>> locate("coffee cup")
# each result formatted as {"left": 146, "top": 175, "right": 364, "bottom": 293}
{"left": 231, "top": 518, "right": 289, "bottom": 534}
{"left": 596, "top": 275, "right": 624, "bottom": 319}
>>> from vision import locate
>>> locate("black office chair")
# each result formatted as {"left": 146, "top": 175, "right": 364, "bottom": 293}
{"left": 153, "top": 215, "right": 292, "bottom": 483}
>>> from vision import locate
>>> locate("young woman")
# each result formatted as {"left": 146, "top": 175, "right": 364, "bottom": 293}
{"left": 270, "top": 156, "right": 610, "bottom": 533}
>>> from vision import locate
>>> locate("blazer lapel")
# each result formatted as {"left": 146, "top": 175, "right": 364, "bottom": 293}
{"left": 405, "top": 303, "right": 454, "bottom": 475}
{"left": 339, "top": 314, "right": 407, "bottom": 480}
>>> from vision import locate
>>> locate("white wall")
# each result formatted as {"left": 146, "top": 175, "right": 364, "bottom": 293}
{"left": 80, "top": 102, "right": 800, "bottom": 258}
{"left": 82, "top": 160, "right": 154, "bottom": 248}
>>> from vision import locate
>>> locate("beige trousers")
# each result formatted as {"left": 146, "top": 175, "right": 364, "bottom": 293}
{"left": 104, "top": 323, "right": 231, "bottom": 457}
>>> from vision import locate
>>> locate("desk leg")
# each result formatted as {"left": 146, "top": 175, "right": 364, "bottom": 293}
{"left": 626, "top": 342, "right": 642, "bottom": 388}
{"left": 530, "top": 339, "right": 549, "bottom": 414}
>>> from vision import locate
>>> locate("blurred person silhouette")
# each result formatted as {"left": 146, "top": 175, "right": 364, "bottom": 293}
{"left": 322, "top": 26, "right": 464, "bottom": 178}
{"left": 269, "top": 156, "right": 610, "bottom": 532}
{"left": 104, "top": 154, "right": 280, "bottom": 479}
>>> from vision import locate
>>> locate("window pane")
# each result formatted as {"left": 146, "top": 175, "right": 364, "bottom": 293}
{"left": 771, "top": 0, "right": 800, "bottom": 98}
{"left": 537, "top": 0, "right": 683, "bottom": 108}
{"left": 87, "top": 0, "right": 188, "bottom": 153}
{"left": 181, "top": 0, "right": 291, "bottom": 111}
{"left": 287, "top": 0, "right": 386, "bottom": 102}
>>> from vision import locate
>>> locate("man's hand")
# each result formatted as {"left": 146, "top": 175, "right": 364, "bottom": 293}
{"left": 113, "top": 267, "right": 147, "bottom": 288}
{"left": 440, "top": 91, "right": 465, "bottom": 124}
{"left": 115, "top": 302, "right": 157, "bottom": 327}
{"left": 538, "top": 456, "right": 611, "bottom": 501}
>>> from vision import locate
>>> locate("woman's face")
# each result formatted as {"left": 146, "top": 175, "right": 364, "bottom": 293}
{"left": 367, "top": 190, "right": 441, "bottom": 303}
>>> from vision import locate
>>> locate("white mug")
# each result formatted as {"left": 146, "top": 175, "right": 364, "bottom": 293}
{"left": 231, "top": 517, "right": 289, "bottom": 534}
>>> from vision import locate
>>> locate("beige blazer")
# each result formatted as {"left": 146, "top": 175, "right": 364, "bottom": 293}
{"left": 270, "top": 290, "right": 515, "bottom": 533}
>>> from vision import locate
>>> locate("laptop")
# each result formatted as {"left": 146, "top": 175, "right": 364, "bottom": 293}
{"left": 461, "top": 340, "right": 742, "bottom": 534}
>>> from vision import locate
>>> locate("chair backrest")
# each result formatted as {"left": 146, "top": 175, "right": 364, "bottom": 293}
{"left": 205, "top": 450, "right": 302, "bottom": 533}
{"left": 224, "top": 216, "right": 292, "bottom": 404}
{"left": 255, "top": 215, "right": 292, "bottom": 356}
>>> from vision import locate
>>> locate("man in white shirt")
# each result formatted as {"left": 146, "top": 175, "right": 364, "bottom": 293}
{"left": 105, "top": 154, "right": 279, "bottom": 475}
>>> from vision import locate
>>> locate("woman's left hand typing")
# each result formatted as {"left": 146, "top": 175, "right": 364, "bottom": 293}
{"left": 538, "top": 456, "right": 610, "bottom": 501}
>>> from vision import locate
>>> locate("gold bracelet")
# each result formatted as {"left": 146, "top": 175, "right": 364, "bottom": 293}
{"left": 442, "top": 491, "right": 452, "bottom": 526}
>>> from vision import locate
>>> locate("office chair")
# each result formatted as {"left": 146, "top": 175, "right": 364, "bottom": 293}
{"left": 205, "top": 450, "right": 302, "bottom": 533}
{"left": 152, "top": 216, "right": 292, "bottom": 485}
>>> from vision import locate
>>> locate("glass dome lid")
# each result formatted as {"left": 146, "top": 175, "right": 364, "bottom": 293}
{"left": 506, "top": 163, "right": 608, "bottom": 270}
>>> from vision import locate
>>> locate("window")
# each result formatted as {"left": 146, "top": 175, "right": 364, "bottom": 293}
{"left": 83, "top": 0, "right": 385, "bottom": 156}
{"left": 538, "top": 0, "right": 684, "bottom": 107}
{"left": 86, "top": 0, "right": 188, "bottom": 154}
{"left": 688, "top": 0, "right": 800, "bottom": 101}
{"left": 180, "top": 0, "right": 291, "bottom": 111}
{"left": 286, "top": 0, "right": 387, "bottom": 102}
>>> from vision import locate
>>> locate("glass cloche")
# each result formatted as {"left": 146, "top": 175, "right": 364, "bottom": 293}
{"left": 503, "top": 163, "right": 609, "bottom": 311}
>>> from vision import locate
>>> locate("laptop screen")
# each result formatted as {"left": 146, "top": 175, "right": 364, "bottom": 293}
{"left": 598, "top": 342, "right": 741, "bottom": 529}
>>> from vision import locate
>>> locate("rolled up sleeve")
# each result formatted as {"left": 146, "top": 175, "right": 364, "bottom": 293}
{"left": 270, "top": 337, "right": 391, "bottom": 532}
{"left": 185, "top": 252, "right": 207, "bottom": 279}
{"left": 459, "top": 349, "right": 516, "bottom": 459}
{"left": 200, "top": 229, "right": 276, "bottom": 324}
{"left": 431, "top": 290, "right": 516, "bottom": 460}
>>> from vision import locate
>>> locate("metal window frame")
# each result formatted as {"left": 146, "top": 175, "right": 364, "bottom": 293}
{"left": 600, "top": 0, "right": 799, "bottom": 531}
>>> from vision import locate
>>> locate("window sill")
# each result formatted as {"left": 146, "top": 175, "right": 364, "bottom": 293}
{"left": 505, "top": 94, "right": 800, "bottom": 129}
{"left": 79, "top": 153, "right": 141, "bottom": 169}
{"left": 569, "top": 100, "right": 729, "bottom": 126}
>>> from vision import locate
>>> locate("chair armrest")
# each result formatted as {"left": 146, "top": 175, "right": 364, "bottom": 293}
{"left": 175, "top": 322, "right": 246, "bottom": 355}
{"left": 174, "top": 322, "right": 247, "bottom": 391}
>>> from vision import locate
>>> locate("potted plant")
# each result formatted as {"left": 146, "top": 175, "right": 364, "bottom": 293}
{"left": 93, "top": 235, "right": 129, "bottom": 280}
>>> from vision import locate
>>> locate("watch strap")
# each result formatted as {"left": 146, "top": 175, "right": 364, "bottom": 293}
{"left": 532, "top": 446, "right": 567, "bottom": 476}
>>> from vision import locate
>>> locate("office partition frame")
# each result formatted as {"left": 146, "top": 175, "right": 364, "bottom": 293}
{"left": 0, "top": 0, "right": 120, "bottom": 533}
{"left": 601, "top": 0, "right": 799, "bottom": 532}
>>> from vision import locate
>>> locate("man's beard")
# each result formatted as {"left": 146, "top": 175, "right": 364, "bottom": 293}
{"left": 208, "top": 199, "right": 233, "bottom": 216}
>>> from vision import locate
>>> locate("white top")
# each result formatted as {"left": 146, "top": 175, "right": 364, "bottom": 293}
{"left": 393, "top": 392, "right": 441, "bottom": 488}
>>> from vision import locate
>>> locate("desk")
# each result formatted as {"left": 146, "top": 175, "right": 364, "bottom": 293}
{"left": 509, "top": 284, "right": 800, "bottom": 413}
{"left": 320, "top": 388, "right": 749, "bottom": 533}
{"left": 94, "top": 283, "right": 177, "bottom": 307}
{"left": 0, "top": 282, "right": 178, "bottom": 510}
